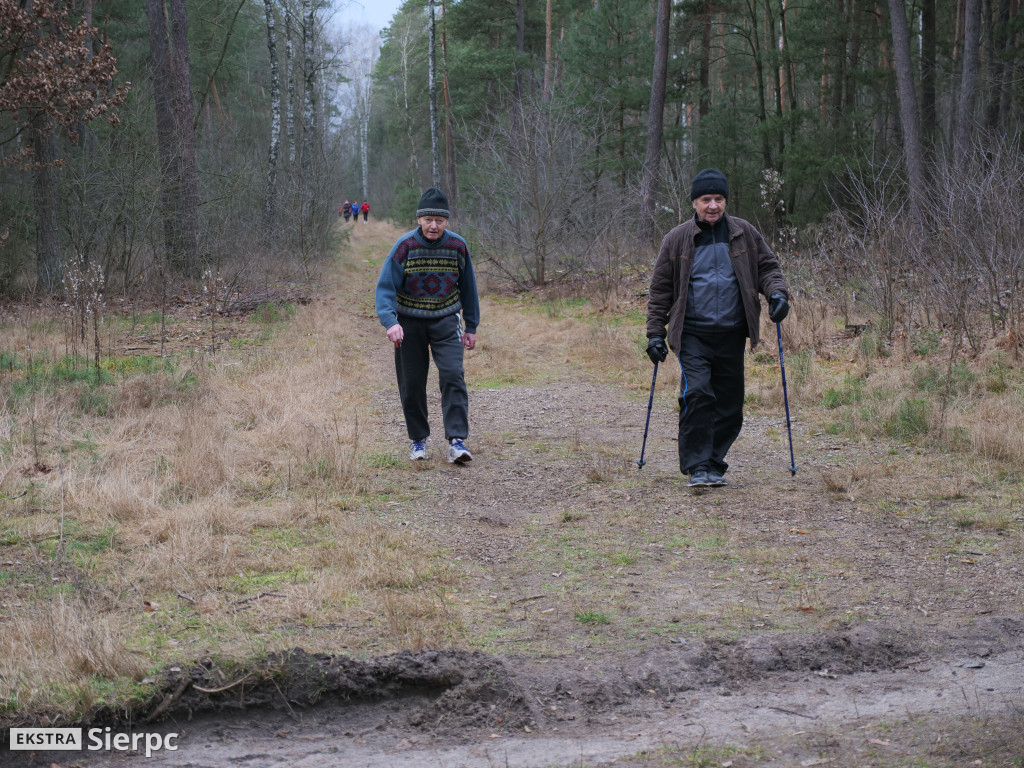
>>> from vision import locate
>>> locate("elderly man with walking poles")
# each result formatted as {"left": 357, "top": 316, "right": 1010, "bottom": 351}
{"left": 645, "top": 168, "right": 792, "bottom": 487}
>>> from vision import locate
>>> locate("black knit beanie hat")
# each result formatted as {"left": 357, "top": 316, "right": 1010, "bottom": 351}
{"left": 416, "top": 187, "right": 450, "bottom": 218}
{"left": 690, "top": 168, "right": 729, "bottom": 201}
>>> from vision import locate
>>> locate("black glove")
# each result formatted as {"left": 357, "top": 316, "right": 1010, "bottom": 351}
{"left": 768, "top": 293, "right": 790, "bottom": 323}
{"left": 646, "top": 336, "right": 668, "bottom": 364}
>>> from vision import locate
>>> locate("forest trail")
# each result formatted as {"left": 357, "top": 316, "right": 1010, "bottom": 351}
{"left": 50, "top": 219, "right": 1024, "bottom": 767}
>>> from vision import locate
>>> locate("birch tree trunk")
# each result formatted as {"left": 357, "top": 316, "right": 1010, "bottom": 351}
{"left": 301, "top": 0, "right": 316, "bottom": 228}
{"left": 263, "top": 0, "right": 282, "bottom": 240}
{"left": 442, "top": 2, "right": 458, "bottom": 209}
{"left": 285, "top": 3, "right": 296, "bottom": 168}
{"left": 360, "top": 93, "right": 370, "bottom": 201}
{"left": 640, "top": 0, "right": 670, "bottom": 245}
{"left": 428, "top": 0, "right": 441, "bottom": 187}
{"left": 395, "top": 16, "right": 419, "bottom": 182}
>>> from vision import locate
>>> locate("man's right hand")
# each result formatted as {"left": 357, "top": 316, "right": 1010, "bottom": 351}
{"left": 646, "top": 336, "right": 668, "bottom": 364}
{"left": 386, "top": 324, "right": 404, "bottom": 346}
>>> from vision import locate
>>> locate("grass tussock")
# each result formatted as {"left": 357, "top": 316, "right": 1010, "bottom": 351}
{"left": 0, "top": 594, "right": 145, "bottom": 717}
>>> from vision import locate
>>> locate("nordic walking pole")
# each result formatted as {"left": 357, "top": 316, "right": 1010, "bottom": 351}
{"left": 775, "top": 322, "right": 797, "bottom": 476}
{"left": 637, "top": 361, "right": 659, "bottom": 469}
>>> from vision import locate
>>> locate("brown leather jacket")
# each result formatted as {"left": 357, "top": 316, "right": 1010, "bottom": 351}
{"left": 646, "top": 214, "right": 790, "bottom": 352}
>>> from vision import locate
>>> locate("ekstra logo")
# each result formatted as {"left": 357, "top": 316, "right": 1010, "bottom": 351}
{"left": 9, "top": 727, "right": 179, "bottom": 757}
{"left": 9, "top": 728, "right": 83, "bottom": 750}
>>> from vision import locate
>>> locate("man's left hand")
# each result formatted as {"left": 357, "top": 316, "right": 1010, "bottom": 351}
{"left": 768, "top": 293, "right": 790, "bottom": 323}
{"left": 463, "top": 332, "right": 477, "bottom": 350}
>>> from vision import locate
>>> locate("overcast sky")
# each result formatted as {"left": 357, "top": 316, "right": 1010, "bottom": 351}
{"left": 336, "top": 0, "right": 403, "bottom": 34}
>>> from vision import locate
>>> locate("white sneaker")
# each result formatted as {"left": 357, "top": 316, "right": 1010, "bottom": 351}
{"left": 447, "top": 438, "right": 472, "bottom": 463}
{"left": 409, "top": 439, "right": 427, "bottom": 460}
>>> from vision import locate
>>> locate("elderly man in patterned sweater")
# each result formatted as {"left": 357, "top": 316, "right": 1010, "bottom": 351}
{"left": 375, "top": 188, "right": 480, "bottom": 464}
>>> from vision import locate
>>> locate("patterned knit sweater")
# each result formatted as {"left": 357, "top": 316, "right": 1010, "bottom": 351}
{"left": 375, "top": 228, "right": 480, "bottom": 333}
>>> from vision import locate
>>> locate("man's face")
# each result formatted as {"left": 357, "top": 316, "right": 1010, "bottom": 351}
{"left": 692, "top": 194, "right": 726, "bottom": 224}
{"left": 417, "top": 215, "right": 448, "bottom": 241}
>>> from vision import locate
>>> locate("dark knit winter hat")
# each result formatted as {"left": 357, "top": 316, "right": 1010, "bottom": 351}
{"left": 690, "top": 168, "right": 729, "bottom": 200}
{"left": 416, "top": 187, "right": 450, "bottom": 218}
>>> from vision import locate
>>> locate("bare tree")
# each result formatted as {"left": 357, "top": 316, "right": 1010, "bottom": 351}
{"left": 341, "top": 25, "right": 379, "bottom": 203}
{"left": 285, "top": 2, "right": 296, "bottom": 167}
{"left": 301, "top": 0, "right": 316, "bottom": 181}
{"left": 263, "top": 0, "right": 282, "bottom": 240}
{"left": 169, "top": 0, "right": 200, "bottom": 275}
{"left": 463, "top": 87, "right": 613, "bottom": 287}
{"left": 543, "top": 0, "right": 553, "bottom": 101}
{"left": 886, "top": 0, "right": 927, "bottom": 222}
{"left": 640, "top": 0, "right": 671, "bottom": 245}
{"left": 0, "top": 0, "right": 128, "bottom": 290}
{"left": 920, "top": 0, "right": 938, "bottom": 142}
{"left": 31, "top": 114, "right": 60, "bottom": 289}
{"left": 441, "top": 2, "right": 457, "bottom": 208}
{"left": 427, "top": 0, "right": 440, "bottom": 186}
{"left": 954, "top": 0, "right": 980, "bottom": 168}
{"left": 146, "top": 0, "right": 200, "bottom": 277}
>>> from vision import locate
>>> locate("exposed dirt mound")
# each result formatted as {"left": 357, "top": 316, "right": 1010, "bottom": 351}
{"left": 134, "top": 648, "right": 530, "bottom": 732}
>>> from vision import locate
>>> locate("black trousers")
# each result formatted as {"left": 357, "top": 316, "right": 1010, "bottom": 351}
{"left": 676, "top": 329, "right": 747, "bottom": 475}
{"left": 394, "top": 313, "right": 468, "bottom": 442}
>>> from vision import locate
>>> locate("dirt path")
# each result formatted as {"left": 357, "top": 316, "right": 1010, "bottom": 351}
{"left": 32, "top": 221, "right": 1024, "bottom": 767}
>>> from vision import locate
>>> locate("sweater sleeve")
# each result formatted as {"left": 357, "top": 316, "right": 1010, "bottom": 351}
{"left": 374, "top": 241, "right": 405, "bottom": 329}
{"left": 458, "top": 248, "right": 480, "bottom": 334}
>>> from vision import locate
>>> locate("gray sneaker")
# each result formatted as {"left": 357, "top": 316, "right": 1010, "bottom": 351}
{"left": 707, "top": 471, "right": 727, "bottom": 487}
{"left": 409, "top": 439, "right": 427, "bottom": 460}
{"left": 688, "top": 470, "right": 710, "bottom": 487}
{"left": 447, "top": 438, "right": 472, "bottom": 463}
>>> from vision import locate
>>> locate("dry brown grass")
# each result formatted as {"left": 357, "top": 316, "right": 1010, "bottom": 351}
{"left": 2, "top": 221, "right": 1023, "bottom": 725}
{"left": 0, "top": 225, "right": 462, "bottom": 718}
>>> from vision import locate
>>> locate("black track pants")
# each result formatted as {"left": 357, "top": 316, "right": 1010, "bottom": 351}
{"left": 676, "top": 329, "right": 747, "bottom": 475}
{"left": 394, "top": 313, "right": 468, "bottom": 442}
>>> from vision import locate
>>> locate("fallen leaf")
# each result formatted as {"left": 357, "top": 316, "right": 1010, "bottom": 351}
{"left": 143, "top": 600, "right": 159, "bottom": 612}
{"left": 789, "top": 528, "right": 810, "bottom": 534}
{"left": 868, "top": 738, "right": 891, "bottom": 746}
